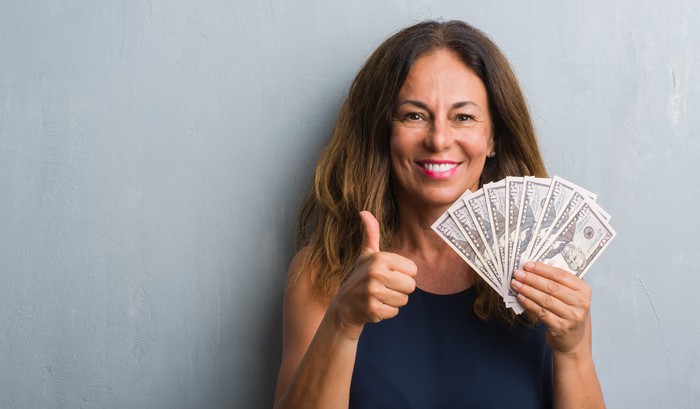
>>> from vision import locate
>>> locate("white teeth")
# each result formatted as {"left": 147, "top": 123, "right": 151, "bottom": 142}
{"left": 423, "top": 163, "right": 457, "bottom": 172}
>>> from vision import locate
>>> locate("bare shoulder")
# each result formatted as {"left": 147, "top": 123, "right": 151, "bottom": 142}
{"left": 284, "top": 247, "right": 329, "bottom": 316}
{"left": 274, "top": 247, "right": 330, "bottom": 402}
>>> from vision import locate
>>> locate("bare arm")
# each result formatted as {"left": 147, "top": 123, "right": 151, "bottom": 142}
{"left": 274, "top": 212, "right": 417, "bottom": 409}
{"left": 273, "top": 250, "right": 360, "bottom": 409}
{"left": 512, "top": 261, "right": 605, "bottom": 409}
{"left": 551, "top": 315, "right": 604, "bottom": 408}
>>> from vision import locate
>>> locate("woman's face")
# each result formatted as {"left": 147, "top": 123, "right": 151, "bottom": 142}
{"left": 390, "top": 49, "right": 494, "bottom": 211}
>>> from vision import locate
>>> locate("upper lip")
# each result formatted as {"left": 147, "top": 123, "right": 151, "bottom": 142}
{"left": 416, "top": 159, "right": 460, "bottom": 165}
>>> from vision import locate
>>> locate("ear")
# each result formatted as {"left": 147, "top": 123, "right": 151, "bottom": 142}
{"left": 487, "top": 131, "right": 495, "bottom": 156}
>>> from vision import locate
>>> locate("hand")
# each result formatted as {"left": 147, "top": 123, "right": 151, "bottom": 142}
{"left": 328, "top": 211, "right": 417, "bottom": 339}
{"left": 511, "top": 261, "right": 591, "bottom": 355}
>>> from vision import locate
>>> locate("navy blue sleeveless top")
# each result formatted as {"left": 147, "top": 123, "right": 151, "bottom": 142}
{"left": 350, "top": 287, "right": 552, "bottom": 408}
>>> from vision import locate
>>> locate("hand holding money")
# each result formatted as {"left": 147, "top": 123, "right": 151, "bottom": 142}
{"left": 328, "top": 211, "right": 417, "bottom": 337}
{"left": 431, "top": 176, "right": 616, "bottom": 314}
{"left": 511, "top": 261, "right": 592, "bottom": 354}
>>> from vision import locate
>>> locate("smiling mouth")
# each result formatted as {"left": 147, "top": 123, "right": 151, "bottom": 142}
{"left": 418, "top": 162, "right": 459, "bottom": 172}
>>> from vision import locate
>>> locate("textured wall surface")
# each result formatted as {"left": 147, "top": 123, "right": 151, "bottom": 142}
{"left": 1, "top": 1, "right": 698, "bottom": 408}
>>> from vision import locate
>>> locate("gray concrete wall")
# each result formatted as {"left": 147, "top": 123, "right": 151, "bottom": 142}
{"left": 1, "top": 1, "right": 698, "bottom": 408}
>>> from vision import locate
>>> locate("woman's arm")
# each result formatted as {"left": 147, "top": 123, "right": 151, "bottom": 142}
{"left": 273, "top": 249, "right": 360, "bottom": 408}
{"left": 511, "top": 261, "right": 605, "bottom": 409}
{"left": 550, "top": 314, "right": 604, "bottom": 408}
{"left": 274, "top": 212, "right": 417, "bottom": 409}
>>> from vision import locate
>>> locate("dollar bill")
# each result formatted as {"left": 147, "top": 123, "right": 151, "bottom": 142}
{"left": 449, "top": 198, "right": 503, "bottom": 291}
{"left": 432, "top": 213, "right": 501, "bottom": 293}
{"left": 483, "top": 180, "right": 507, "bottom": 293}
{"left": 549, "top": 177, "right": 611, "bottom": 221}
{"left": 504, "top": 177, "right": 524, "bottom": 301}
{"left": 531, "top": 188, "right": 588, "bottom": 261}
{"left": 464, "top": 190, "right": 503, "bottom": 279}
{"left": 511, "top": 177, "right": 552, "bottom": 272}
{"left": 524, "top": 176, "right": 578, "bottom": 261}
{"left": 559, "top": 179, "right": 611, "bottom": 221}
{"left": 591, "top": 199, "right": 611, "bottom": 221}
{"left": 534, "top": 200, "right": 616, "bottom": 278}
{"left": 432, "top": 175, "right": 615, "bottom": 314}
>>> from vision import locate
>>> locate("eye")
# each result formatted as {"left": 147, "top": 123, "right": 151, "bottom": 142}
{"left": 404, "top": 112, "right": 425, "bottom": 121}
{"left": 455, "top": 114, "right": 475, "bottom": 122}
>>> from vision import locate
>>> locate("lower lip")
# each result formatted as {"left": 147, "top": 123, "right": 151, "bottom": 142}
{"left": 418, "top": 164, "right": 459, "bottom": 179}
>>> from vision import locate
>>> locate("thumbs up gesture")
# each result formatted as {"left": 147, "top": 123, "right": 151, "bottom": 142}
{"left": 328, "top": 211, "right": 418, "bottom": 339}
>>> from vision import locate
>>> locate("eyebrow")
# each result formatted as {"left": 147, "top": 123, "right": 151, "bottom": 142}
{"left": 396, "top": 100, "right": 481, "bottom": 110}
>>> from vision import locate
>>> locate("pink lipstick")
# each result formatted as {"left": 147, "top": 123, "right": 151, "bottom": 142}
{"left": 416, "top": 160, "right": 460, "bottom": 179}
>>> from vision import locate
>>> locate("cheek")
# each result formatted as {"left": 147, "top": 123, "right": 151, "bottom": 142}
{"left": 476, "top": 123, "right": 494, "bottom": 152}
{"left": 388, "top": 135, "right": 409, "bottom": 181}
{"left": 389, "top": 130, "right": 419, "bottom": 164}
{"left": 477, "top": 133, "right": 494, "bottom": 153}
{"left": 461, "top": 144, "right": 489, "bottom": 171}
{"left": 388, "top": 135, "right": 402, "bottom": 168}
{"left": 459, "top": 130, "right": 492, "bottom": 156}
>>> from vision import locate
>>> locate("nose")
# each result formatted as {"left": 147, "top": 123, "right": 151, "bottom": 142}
{"left": 424, "top": 117, "right": 453, "bottom": 152}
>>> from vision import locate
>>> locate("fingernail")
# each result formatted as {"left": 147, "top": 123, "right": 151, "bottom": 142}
{"left": 514, "top": 270, "right": 526, "bottom": 279}
{"left": 524, "top": 261, "right": 535, "bottom": 270}
{"left": 517, "top": 293, "right": 527, "bottom": 302}
{"left": 511, "top": 279, "right": 522, "bottom": 289}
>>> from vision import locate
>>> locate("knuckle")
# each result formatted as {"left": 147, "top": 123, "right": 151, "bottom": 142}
{"left": 368, "top": 258, "right": 382, "bottom": 272}
{"left": 553, "top": 269, "right": 567, "bottom": 282}
{"left": 583, "top": 284, "right": 592, "bottom": 297}
{"left": 366, "top": 266, "right": 384, "bottom": 282}
{"left": 368, "top": 299, "right": 382, "bottom": 314}
{"left": 385, "top": 307, "right": 399, "bottom": 319}
{"left": 367, "top": 281, "right": 384, "bottom": 297}
{"left": 542, "top": 293, "right": 553, "bottom": 307}
{"left": 580, "top": 297, "right": 591, "bottom": 311}
{"left": 546, "top": 281, "right": 560, "bottom": 294}
{"left": 537, "top": 307, "right": 547, "bottom": 319}
{"left": 572, "top": 309, "right": 587, "bottom": 323}
{"left": 407, "top": 279, "right": 417, "bottom": 294}
{"left": 556, "top": 318, "right": 570, "bottom": 332}
{"left": 562, "top": 321, "right": 578, "bottom": 333}
{"left": 570, "top": 316, "right": 581, "bottom": 328}
{"left": 368, "top": 307, "right": 384, "bottom": 323}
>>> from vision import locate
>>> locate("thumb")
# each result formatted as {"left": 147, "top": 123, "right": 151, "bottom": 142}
{"left": 359, "top": 211, "right": 381, "bottom": 253}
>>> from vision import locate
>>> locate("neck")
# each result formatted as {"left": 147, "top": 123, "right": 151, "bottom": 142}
{"left": 390, "top": 193, "right": 449, "bottom": 248}
{"left": 390, "top": 199, "right": 476, "bottom": 294}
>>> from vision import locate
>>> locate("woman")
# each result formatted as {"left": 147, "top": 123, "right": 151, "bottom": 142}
{"left": 274, "top": 20, "right": 605, "bottom": 408}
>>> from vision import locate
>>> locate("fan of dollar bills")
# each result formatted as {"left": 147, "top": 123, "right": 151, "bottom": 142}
{"left": 431, "top": 176, "right": 616, "bottom": 314}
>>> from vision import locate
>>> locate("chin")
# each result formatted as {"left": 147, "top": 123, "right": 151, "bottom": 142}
{"left": 425, "top": 188, "right": 468, "bottom": 207}
{"left": 397, "top": 181, "right": 476, "bottom": 210}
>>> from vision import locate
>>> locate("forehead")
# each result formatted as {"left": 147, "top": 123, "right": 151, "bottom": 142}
{"left": 398, "top": 50, "right": 487, "bottom": 103}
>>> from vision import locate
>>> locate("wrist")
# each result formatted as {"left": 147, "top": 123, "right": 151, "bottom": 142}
{"left": 324, "top": 301, "right": 365, "bottom": 342}
{"left": 551, "top": 342, "right": 595, "bottom": 376}
{"left": 552, "top": 340, "right": 591, "bottom": 359}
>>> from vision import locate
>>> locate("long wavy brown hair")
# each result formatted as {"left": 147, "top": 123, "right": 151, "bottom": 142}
{"left": 294, "top": 20, "right": 547, "bottom": 325}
